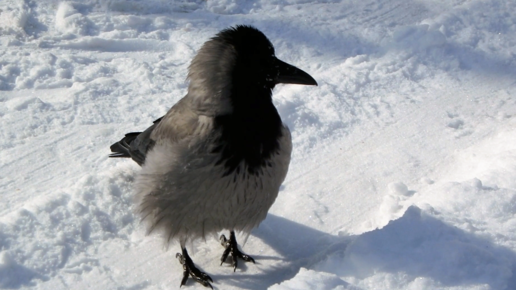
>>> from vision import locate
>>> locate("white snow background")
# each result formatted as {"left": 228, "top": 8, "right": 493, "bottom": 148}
{"left": 1, "top": 0, "right": 516, "bottom": 289}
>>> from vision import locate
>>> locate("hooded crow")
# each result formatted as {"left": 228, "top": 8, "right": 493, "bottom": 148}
{"left": 110, "top": 25, "right": 317, "bottom": 288}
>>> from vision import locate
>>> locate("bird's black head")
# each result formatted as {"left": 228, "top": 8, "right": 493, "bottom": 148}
{"left": 216, "top": 26, "right": 278, "bottom": 89}
{"left": 217, "top": 25, "right": 317, "bottom": 90}
{"left": 187, "top": 25, "right": 317, "bottom": 115}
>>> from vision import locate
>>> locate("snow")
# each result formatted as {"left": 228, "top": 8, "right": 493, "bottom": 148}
{"left": 1, "top": 0, "right": 516, "bottom": 289}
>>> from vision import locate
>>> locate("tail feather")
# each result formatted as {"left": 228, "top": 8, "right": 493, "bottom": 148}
{"left": 109, "top": 117, "right": 162, "bottom": 166}
{"left": 109, "top": 133, "right": 140, "bottom": 158}
{"left": 110, "top": 132, "right": 147, "bottom": 165}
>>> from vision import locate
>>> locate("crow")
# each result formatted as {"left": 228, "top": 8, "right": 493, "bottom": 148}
{"left": 110, "top": 25, "right": 317, "bottom": 288}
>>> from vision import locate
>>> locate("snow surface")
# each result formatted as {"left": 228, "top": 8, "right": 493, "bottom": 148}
{"left": 1, "top": 0, "right": 516, "bottom": 289}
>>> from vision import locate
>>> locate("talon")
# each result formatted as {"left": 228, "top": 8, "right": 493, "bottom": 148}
{"left": 220, "top": 231, "right": 255, "bottom": 271}
{"left": 220, "top": 234, "right": 227, "bottom": 244}
{"left": 177, "top": 248, "right": 213, "bottom": 288}
{"left": 241, "top": 254, "right": 255, "bottom": 264}
{"left": 176, "top": 253, "right": 186, "bottom": 264}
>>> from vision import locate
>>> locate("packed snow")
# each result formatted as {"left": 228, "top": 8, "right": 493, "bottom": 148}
{"left": 1, "top": 0, "right": 516, "bottom": 289}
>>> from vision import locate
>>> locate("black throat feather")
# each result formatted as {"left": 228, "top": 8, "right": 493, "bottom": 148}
{"left": 213, "top": 83, "right": 283, "bottom": 176}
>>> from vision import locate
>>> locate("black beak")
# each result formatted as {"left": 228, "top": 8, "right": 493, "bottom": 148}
{"left": 275, "top": 58, "right": 318, "bottom": 86}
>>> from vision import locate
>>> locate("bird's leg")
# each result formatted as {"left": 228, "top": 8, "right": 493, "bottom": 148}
{"left": 220, "top": 231, "right": 255, "bottom": 271}
{"left": 176, "top": 248, "right": 213, "bottom": 289}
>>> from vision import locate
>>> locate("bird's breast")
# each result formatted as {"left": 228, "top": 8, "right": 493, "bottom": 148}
{"left": 212, "top": 109, "right": 286, "bottom": 176}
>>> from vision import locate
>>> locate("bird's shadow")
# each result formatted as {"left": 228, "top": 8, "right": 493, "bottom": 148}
{"left": 210, "top": 213, "right": 354, "bottom": 289}
{"left": 212, "top": 206, "right": 516, "bottom": 290}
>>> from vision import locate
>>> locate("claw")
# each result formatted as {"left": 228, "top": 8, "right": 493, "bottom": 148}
{"left": 220, "top": 231, "right": 255, "bottom": 271}
{"left": 220, "top": 234, "right": 231, "bottom": 266}
{"left": 176, "top": 248, "right": 213, "bottom": 289}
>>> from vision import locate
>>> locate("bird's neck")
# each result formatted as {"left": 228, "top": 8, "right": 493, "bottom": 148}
{"left": 214, "top": 86, "right": 283, "bottom": 175}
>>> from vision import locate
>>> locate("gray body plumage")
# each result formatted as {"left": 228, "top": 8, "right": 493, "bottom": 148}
{"left": 136, "top": 107, "right": 291, "bottom": 245}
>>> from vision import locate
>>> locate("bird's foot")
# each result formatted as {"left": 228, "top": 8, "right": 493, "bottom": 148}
{"left": 176, "top": 248, "right": 213, "bottom": 289}
{"left": 220, "top": 231, "right": 255, "bottom": 271}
